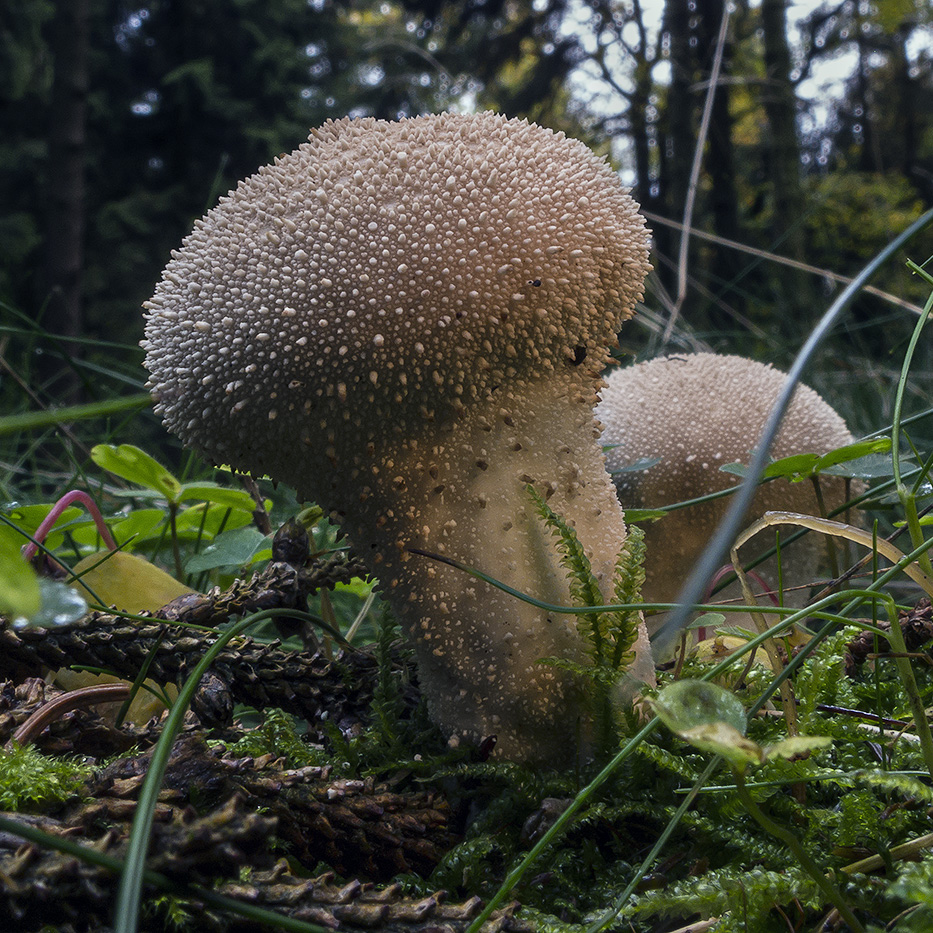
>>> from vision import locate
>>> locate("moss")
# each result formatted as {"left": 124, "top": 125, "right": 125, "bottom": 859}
{"left": 0, "top": 743, "right": 91, "bottom": 812}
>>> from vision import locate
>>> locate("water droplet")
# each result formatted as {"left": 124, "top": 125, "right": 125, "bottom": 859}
{"left": 12, "top": 579, "right": 87, "bottom": 630}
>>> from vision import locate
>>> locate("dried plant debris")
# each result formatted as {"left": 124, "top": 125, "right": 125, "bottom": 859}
{"left": 86, "top": 735, "right": 459, "bottom": 879}
{"left": 0, "top": 563, "right": 419, "bottom": 745}
{"left": 220, "top": 870, "right": 531, "bottom": 933}
{"left": 0, "top": 734, "right": 492, "bottom": 932}
{"left": 0, "top": 620, "right": 417, "bottom": 744}
{"left": 0, "top": 677, "right": 154, "bottom": 756}
{"left": 844, "top": 598, "right": 933, "bottom": 675}
{"left": 0, "top": 552, "right": 539, "bottom": 930}
{"left": 0, "top": 845, "right": 531, "bottom": 932}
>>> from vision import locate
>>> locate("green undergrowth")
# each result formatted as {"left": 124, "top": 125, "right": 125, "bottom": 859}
{"left": 0, "top": 743, "right": 92, "bottom": 812}
{"left": 4, "top": 229, "right": 933, "bottom": 930}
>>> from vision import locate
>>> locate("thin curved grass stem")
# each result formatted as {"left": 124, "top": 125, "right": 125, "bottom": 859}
{"left": 464, "top": 717, "right": 660, "bottom": 933}
{"left": 732, "top": 511, "right": 933, "bottom": 599}
{"left": 652, "top": 206, "right": 933, "bottom": 660}
{"left": 734, "top": 770, "right": 866, "bottom": 933}
{"left": 113, "top": 607, "right": 328, "bottom": 933}
{"left": 891, "top": 282, "right": 933, "bottom": 576}
{"left": 467, "top": 588, "right": 892, "bottom": 933}
{"left": 586, "top": 758, "right": 720, "bottom": 933}
{"left": 880, "top": 599, "right": 933, "bottom": 778}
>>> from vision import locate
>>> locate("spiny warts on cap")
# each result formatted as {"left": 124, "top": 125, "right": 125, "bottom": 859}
{"left": 142, "top": 112, "right": 651, "bottom": 492}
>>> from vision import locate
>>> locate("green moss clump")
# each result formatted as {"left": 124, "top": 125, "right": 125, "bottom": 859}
{"left": 0, "top": 743, "right": 91, "bottom": 812}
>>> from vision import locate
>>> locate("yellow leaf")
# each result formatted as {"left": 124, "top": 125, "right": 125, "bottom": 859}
{"left": 693, "top": 635, "right": 775, "bottom": 671}
{"left": 70, "top": 550, "right": 194, "bottom": 613}
{"left": 61, "top": 550, "right": 191, "bottom": 725}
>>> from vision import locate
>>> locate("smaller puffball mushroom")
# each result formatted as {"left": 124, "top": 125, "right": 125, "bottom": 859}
{"left": 597, "top": 353, "right": 856, "bottom": 621}
{"left": 143, "top": 112, "right": 654, "bottom": 765}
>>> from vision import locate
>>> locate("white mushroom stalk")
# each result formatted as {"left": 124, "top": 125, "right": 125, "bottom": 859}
{"left": 597, "top": 353, "right": 857, "bottom": 619}
{"left": 142, "top": 113, "right": 653, "bottom": 765}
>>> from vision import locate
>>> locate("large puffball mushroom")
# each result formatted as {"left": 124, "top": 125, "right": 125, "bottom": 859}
{"left": 597, "top": 353, "right": 856, "bottom": 619}
{"left": 142, "top": 112, "right": 653, "bottom": 765}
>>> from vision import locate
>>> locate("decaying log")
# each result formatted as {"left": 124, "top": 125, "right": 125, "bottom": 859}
{"left": 0, "top": 556, "right": 419, "bottom": 739}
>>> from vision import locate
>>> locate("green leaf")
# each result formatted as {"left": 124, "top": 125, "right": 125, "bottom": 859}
{"left": 108, "top": 509, "right": 168, "bottom": 547}
{"left": 720, "top": 454, "right": 817, "bottom": 481}
{"left": 66, "top": 509, "right": 166, "bottom": 551}
{"left": 173, "top": 502, "right": 256, "bottom": 538}
{"left": 688, "top": 612, "right": 728, "bottom": 630}
{"left": 762, "top": 454, "right": 821, "bottom": 480}
{"left": 678, "top": 721, "right": 764, "bottom": 768}
{"left": 91, "top": 444, "right": 182, "bottom": 501}
{"left": 652, "top": 679, "right": 748, "bottom": 737}
{"left": 177, "top": 482, "right": 264, "bottom": 512}
{"left": 824, "top": 453, "right": 901, "bottom": 479}
{"left": 185, "top": 525, "right": 269, "bottom": 572}
{"left": 5, "top": 504, "right": 84, "bottom": 551}
{"left": 812, "top": 437, "right": 891, "bottom": 472}
{"left": 723, "top": 439, "right": 895, "bottom": 484}
{"left": 652, "top": 680, "right": 763, "bottom": 769}
{"left": 0, "top": 529, "right": 41, "bottom": 619}
{"left": 719, "top": 454, "right": 818, "bottom": 481}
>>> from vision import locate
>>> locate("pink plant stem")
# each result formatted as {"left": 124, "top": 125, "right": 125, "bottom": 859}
{"left": 21, "top": 489, "right": 118, "bottom": 562}
{"left": 8, "top": 682, "right": 132, "bottom": 747}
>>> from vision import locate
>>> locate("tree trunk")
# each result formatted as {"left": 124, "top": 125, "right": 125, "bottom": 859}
{"left": 760, "top": 0, "right": 814, "bottom": 326}
{"left": 39, "top": 0, "right": 89, "bottom": 399}
{"left": 629, "top": 56, "right": 655, "bottom": 215}
{"left": 761, "top": 0, "right": 803, "bottom": 248}
{"left": 891, "top": 23, "right": 926, "bottom": 198}
{"left": 658, "top": 0, "right": 694, "bottom": 280}
{"left": 855, "top": 32, "right": 881, "bottom": 173}
{"left": 696, "top": 0, "right": 741, "bottom": 323}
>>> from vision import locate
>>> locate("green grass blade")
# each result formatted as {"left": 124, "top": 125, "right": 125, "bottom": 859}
{"left": 0, "top": 394, "right": 152, "bottom": 436}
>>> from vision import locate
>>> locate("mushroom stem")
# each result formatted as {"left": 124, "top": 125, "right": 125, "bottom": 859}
{"left": 328, "top": 374, "right": 652, "bottom": 765}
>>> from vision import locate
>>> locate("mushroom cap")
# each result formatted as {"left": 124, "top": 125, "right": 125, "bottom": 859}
{"left": 142, "top": 112, "right": 651, "bottom": 494}
{"left": 597, "top": 353, "right": 856, "bottom": 602}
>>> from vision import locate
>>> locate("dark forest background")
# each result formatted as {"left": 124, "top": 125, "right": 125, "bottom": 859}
{"left": 2, "top": 0, "right": 932, "bottom": 434}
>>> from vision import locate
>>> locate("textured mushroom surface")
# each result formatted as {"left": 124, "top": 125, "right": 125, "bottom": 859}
{"left": 597, "top": 353, "right": 856, "bottom": 615}
{"left": 143, "top": 112, "right": 653, "bottom": 764}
